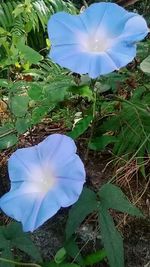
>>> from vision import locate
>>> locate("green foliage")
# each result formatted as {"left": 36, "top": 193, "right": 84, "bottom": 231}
{"left": 98, "top": 183, "right": 142, "bottom": 216}
{"left": 0, "top": 222, "right": 42, "bottom": 267}
{"left": 140, "top": 55, "right": 150, "bottom": 74}
{"left": 83, "top": 249, "right": 106, "bottom": 266}
{"left": 0, "top": 0, "right": 76, "bottom": 54}
{"left": 68, "top": 115, "right": 93, "bottom": 140}
{"left": 66, "top": 188, "right": 97, "bottom": 240}
{"left": 66, "top": 183, "right": 143, "bottom": 267}
{"left": 0, "top": 70, "right": 73, "bottom": 150}
{"left": 98, "top": 206, "right": 124, "bottom": 267}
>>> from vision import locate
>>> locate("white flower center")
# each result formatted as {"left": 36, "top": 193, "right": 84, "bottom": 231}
{"left": 29, "top": 165, "right": 56, "bottom": 195}
{"left": 87, "top": 38, "right": 109, "bottom": 53}
{"left": 78, "top": 31, "right": 113, "bottom": 53}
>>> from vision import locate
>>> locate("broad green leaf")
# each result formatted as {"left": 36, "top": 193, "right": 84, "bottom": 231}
{"left": 140, "top": 55, "right": 150, "bottom": 74}
{"left": 28, "top": 84, "right": 43, "bottom": 100}
{"left": 65, "top": 238, "right": 84, "bottom": 266}
{"left": 43, "top": 263, "right": 80, "bottom": 267}
{"left": 16, "top": 42, "right": 43, "bottom": 64}
{"left": 99, "top": 183, "right": 143, "bottom": 217}
{"left": 98, "top": 206, "right": 124, "bottom": 267}
{"left": 15, "top": 117, "right": 30, "bottom": 134}
{"left": 0, "top": 245, "right": 14, "bottom": 267}
{"left": 0, "top": 222, "right": 42, "bottom": 263}
{"left": 89, "top": 135, "right": 117, "bottom": 151}
{"left": 12, "top": 235, "right": 42, "bottom": 262}
{"left": 0, "top": 124, "right": 17, "bottom": 150}
{"left": 0, "top": 134, "right": 18, "bottom": 150}
{"left": 32, "top": 104, "right": 54, "bottom": 124}
{"left": 66, "top": 188, "right": 97, "bottom": 240}
{"left": 54, "top": 247, "right": 67, "bottom": 264}
{"left": 84, "top": 249, "right": 106, "bottom": 266}
{"left": 0, "top": 79, "right": 9, "bottom": 88}
{"left": 11, "top": 95, "right": 29, "bottom": 117}
{"left": 44, "top": 80, "right": 70, "bottom": 103}
{"left": 69, "top": 85, "right": 93, "bottom": 101}
{"left": 68, "top": 115, "right": 93, "bottom": 140}
{"left": 60, "top": 264, "right": 80, "bottom": 267}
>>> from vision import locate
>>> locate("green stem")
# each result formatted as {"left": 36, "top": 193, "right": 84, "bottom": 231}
{"left": 85, "top": 82, "right": 97, "bottom": 160}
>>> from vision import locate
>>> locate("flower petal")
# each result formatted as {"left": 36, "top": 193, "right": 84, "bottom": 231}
{"left": 118, "top": 15, "right": 149, "bottom": 42}
{"left": 1, "top": 134, "right": 86, "bottom": 232}
{"left": 0, "top": 183, "right": 60, "bottom": 232}
{"left": 80, "top": 3, "right": 134, "bottom": 37}
{"left": 88, "top": 53, "right": 118, "bottom": 78}
{"left": 107, "top": 41, "right": 136, "bottom": 68}
{"left": 48, "top": 12, "right": 86, "bottom": 45}
{"left": 8, "top": 146, "right": 41, "bottom": 182}
{"left": 50, "top": 45, "right": 91, "bottom": 74}
{"left": 37, "top": 134, "right": 77, "bottom": 167}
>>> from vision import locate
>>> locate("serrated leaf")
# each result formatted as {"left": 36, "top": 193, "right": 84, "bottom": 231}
{"left": 99, "top": 183, "right": 143, "bottom": 217}
{"left": 98, "top": 206, "right": 124, "bottom": 267}
{"left": 11, "top": 95, "right": 29, "bottom": 117}
{"left": 68, "top": 115, "right": 93, "bottom": 140}
{"left": 89, "top": 135, "right": 117, "bottom": 151}
{"left": 66, "top": 188, "right": 97, "bottom": 240}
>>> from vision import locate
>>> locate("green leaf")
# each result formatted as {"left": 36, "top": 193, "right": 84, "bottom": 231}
{"left": 66, "top": 188, "right": 97, "bottom": 240}
{"left": 60, "top": 264, "right": 80, "bottom": 267}
{"left": 68, "top": 115, "right": 93, "bottom": 140}
{"left": 65, "top": 238, "right": 84, "bottom": 266}
{"left": 0, "top": 246, "right": 14, "bottom": 267}
{"left": 12, "top": 235, "right": 42, "bottom": 262}
{"left": 69, "top": 85, "right": 93, "bottom": 101}
{"left": 15, "top": 117, "right": 30, "bottom": 134}
{"left": 11, "top": 95, "right": 29, "bottom": 117}
{"left": 99, "top": 183, "right": 143, "bottom": 217}
{"left": 16, "top": 42, "right": 43, "bottom": 64}
{"left": 32, "top": 104, "right": 54, "bottom": 124}
{"left": 28, "top": 84, "right": 43, "bottom": 100}
{"left": 0, "top": 134, "right": 17, "bottom": 150}
{"left": 98, "top": 206, "right": 124, "bottom": 267}
{"left": 43, "top": 263, "right": 80, "bottom": 267}
{"left": 0, "top": 123, "right": 17, "bottom": 150}
{"left": 54, "top": 247, "right": 67, "bottom": 264}
{"left": 0, "top": 79, "right": 9, "bottom": 88}
{"left": 140, "top": 55, "right": 150, "bottom": 74}
{"left": 84, "top": 249, "right": 106, "bottom": 266}
{"left": 0, "top": 222, "right": 42, "bottom": 263}
{"left": 89, "top": 135, "right": 117, "bottom": 151}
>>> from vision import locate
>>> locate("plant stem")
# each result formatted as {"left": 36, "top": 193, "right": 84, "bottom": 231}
{"left": 0, "top": 258, "right": 41, "bottom": 267}
{"left": 85, "top": 80, "right": 97, "bottom": 161}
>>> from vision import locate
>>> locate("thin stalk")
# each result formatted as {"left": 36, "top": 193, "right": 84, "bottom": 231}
{"left": 0, "top": 258, "right": 41, "bottom": 267}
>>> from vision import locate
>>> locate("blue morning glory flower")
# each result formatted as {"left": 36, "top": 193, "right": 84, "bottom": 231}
{"left": 48, "top": 3, "right": 149, "bottom": 78}
{"left": 0, "top": 134, "right": 85, "bottom": 232}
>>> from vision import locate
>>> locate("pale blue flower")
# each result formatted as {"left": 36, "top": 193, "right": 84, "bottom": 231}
{"left": 0, "top": 134, "right": 85, "bottom": 232}
{"left": 48, "top": 3, "right": 149, "bottom": 78}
